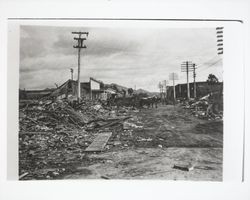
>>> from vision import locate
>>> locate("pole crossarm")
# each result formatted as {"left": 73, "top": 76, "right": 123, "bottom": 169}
{"left": 72, "top": 31, "right": 89, "bottom": 36}
{"left": 73, "top": 45, "right": 87, "bottom": 49}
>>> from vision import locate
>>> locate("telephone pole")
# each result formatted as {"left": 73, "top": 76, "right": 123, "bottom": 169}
{"left": 193, "top": 63, "right": 197, "bottom": 98}
{"left": 181, "top": 61, "right": 193, "bottom": 100}
{"left": 70, "top": 68, "right": 74, "bottom": 80}
{"left": 158, "top": 82, "right": 163, "bottom": 99}
{"left": 72, "top": 31, "right": 89, "bottom": 103}
{"left": 163, "top": 80, "right": 166, "bottom": 99}
{"left": 169, "top": 73, "right": 178, "bottom": 102}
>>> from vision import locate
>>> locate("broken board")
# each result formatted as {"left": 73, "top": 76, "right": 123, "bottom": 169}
{"left": 85, "top": 132, "right": 112, "bottom": 152}
{"left": 173, "top": 164, "right": 194, "bottom": 171}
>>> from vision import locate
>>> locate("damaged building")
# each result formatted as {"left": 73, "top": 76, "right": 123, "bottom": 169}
{"left": 19, "top": 77, "right": 128, "bottom": 101}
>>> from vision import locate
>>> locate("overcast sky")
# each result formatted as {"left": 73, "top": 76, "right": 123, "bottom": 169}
{"left": 20, "top": 25, "right": 223, "bottom": 92}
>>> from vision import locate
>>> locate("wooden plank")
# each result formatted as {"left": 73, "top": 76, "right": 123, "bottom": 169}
{"left": 19, "top": 131, "right": 52, "bottom": 135}
{"left": 19, "top": 172, "right": 29, "bottom": 180}
{"left": 98, "top": 116, "right": 131, "bottom": 129}
{"left": 85, "top": 132, "right": 112, "bottom": 152}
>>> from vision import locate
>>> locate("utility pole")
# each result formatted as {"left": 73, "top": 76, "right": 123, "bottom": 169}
{"left": 70, "top": 68, "right": 74, "bottom": 80}
{"left": 163, "top": 80, "right": 167, "bottom": 102}
{"left": 165, "top": 81, "right": 169, "bottom": 98}
{"left": 158, "top": 82, "right": 162, "bottom": 99}
{"left": 72, "top": 31, "right": 89, "bottom": 103}
{"left": 193, "top": 63, "right": 197, "bottom": 99}
{"left": 186, "top": 61, "right": 190, "bottom": 99}
{"left": 173, "top": 75, "right": 175, "bottom": 101}
{"left": 169, "top": 73, "right": 178, "bottom": 102}
{"left": 181, "top": 61, "right": 193, "bottom": 100}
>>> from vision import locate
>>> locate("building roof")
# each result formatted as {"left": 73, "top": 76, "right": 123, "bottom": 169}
{"left": 49, "top": 79, "right": 77, "bottom": 97}
{"left": 90, "top": 77, "right": 103, "bottom": 84}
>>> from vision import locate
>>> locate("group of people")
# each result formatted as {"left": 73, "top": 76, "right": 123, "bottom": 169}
{"left": 107, "top": 94, "right": 161, "bottom": 109}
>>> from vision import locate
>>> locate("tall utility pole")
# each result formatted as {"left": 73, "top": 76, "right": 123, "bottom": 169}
{"left": 70, "top": 68, "right": 74, "bottom": 80}
{"left": 173, "top": 75, "right": 176, "bottom": 100}
{"left": 158, "top": 82, "right": 163, "bottom": 99}
{"left": 169, "top": 73, "right": 178, "bottom": 102}
{"left": 186, "top": 61, "right": 190, "bottom": 99}
{"left": 72, "top": 31, "right": 89, "bottom": 103}
{"left": 181, "top": 61, "right": 193, "bottom": 100}
{"left": 163, "top": 80, "right": 167, "bottom": 100}
{"left": 193, "top": 63, "right": 197, "bottom": 99}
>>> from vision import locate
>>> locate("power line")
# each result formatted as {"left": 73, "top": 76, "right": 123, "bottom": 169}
{"left": 196, "top": 58, "right": 222, "bottom": 72}
{"left": 206, "top": 58, "right": 222, "bottom": 68}
{"left": 201, "top": 55, "right": 219, "bottom": 65}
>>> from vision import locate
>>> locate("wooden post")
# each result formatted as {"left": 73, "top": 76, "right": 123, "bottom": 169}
{"left": 186, "top": 61, "right": 190, "bottom": 100}
{"left": 173, "top": 73, "right": 176, "bottom": 101}
{"left": 72, "top": 31, "right": 88, "bottom": 103}
{"left": 193, "top": 64, "right": 197, "bottom": 99}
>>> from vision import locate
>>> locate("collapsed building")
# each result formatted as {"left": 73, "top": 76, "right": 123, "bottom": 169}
{"left": 19, "top": 77, "right": 130, "bottom": 101}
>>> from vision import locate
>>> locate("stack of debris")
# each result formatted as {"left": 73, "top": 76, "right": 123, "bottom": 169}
{"left": 19, "top": 98, "right": 134, "bottom": 180}
{"left": 19, "top": 99, "right": 120, "bottom": 132}
{"left": 182, "top": 93, "right": 223, "bottom": 120}
{"left": 19, "top": 129, "right": 95, "bottom": 180}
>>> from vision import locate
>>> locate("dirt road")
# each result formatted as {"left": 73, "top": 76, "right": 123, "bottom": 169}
{"left": 63, "top": 104, "right": 223, "bottom": 181}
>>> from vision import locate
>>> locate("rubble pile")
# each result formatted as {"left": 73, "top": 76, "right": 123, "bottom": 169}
{"left": 18, "top": 97, "right": 143, "bottom": 180}
{"left": 19, "top": 99, "right": 117, "bottom": 132}
{"left": 182, "top": 93, "right": 223, "bottom": 120}
{"left": 19, "top": 130, "right": 98, "bottom": 180}
{"left": 18, "top": 99, "right": 129, "bottom": 180}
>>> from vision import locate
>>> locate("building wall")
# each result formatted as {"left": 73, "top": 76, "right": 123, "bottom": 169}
{"left": 167, "top": 82, "right": 223, "bottom": 100}
{"left": 19, "top": 89, "right": 54, "bottom": 100}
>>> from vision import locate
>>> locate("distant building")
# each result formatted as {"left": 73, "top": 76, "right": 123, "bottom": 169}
{"left": 104, "top": 83, "right": 129, "bottom": 97}
{"left": 81, "top": 77, "right": 106, "bottom": 100}
{"left": 48, "top": 77, "right": 104, "bottom": 100}
{"left": 50, "top": 79, "right": 78, "bottom": 100}
{"left": 19, "top": 88, "right": 55, "bottom": 100}
{"left": 51, "top": 77, "right": 104, "bottom": 100}
{"left": 19, "top": 77, "right": 131, "bottom": 101}
{"left": 167, "top": 81, "right": 223, "bottom": 100}
{"left": 89, "top": 77, "right": 104, "bottom": 100}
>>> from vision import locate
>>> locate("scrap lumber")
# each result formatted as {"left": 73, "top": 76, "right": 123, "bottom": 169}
{"left": 98, "top": 116, "right": 131, "bottom": 129}
{"left": 19, "top": 172, "right": 29, "bottom": 180}
{"left": 85, "top": 132, "right": 112, "bottom": 152}
{"left": 19, "top": 131, "right": 52, "bottom": 136}
{"left": 173, "top": 164, "right": 194, "bottom": 171}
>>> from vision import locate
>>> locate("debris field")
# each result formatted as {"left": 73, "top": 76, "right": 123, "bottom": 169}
{"left": 19, "top": 95, "right": 223, "bottom": 181}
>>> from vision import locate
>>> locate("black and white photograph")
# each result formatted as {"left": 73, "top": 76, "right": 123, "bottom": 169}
{"left": 17, "top": 23, "right": 224, "bottom": 181}
{"left": 1, "top": 0, "right": 250, "bottom": 199}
